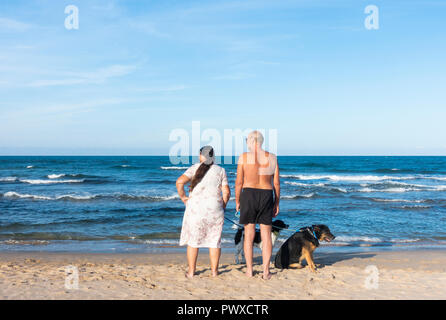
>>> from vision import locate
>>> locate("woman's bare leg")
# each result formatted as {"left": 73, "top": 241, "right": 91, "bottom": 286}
{"left": 209, "top": 248, "right": 221, "bottom": 276}
{"left": 186, "top": 246, "right": 199, "bottom": 278}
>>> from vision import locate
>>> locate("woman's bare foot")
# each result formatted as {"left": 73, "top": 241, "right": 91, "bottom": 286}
{"left": 211, "top": 270, "right": 219, "bottom": 277}
{"left": 245, "top": 268, "right": 253, "bottom": 277}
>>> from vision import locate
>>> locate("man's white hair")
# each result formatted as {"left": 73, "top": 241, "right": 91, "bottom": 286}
{"left": 248, "top": 130, "right": 264, "bottom": 146}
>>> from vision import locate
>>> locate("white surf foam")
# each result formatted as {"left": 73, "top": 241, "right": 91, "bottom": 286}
{"left": 370, "top": 198, "right": 425, "bottom": 203}
{"left": 389, "top": 238, "right": 420, "bottom": 243}
{"left": 150, "top": 194, "right": 180, "bottom": 201}
{"left": 19, "top": 179, "right": 84, "bottom": 184}
{"left": 285, "top": 181, "right": 325, "bottom": 187}
{"left": 47, "top": 174, "right": 66, "bottom": 179}
{"left": 359, "top": 187, "right": 420, "bottom": 193}
{"left": 281, "top": 174, "right": 412, "bottom": 181}
{"left": 160, "top": 166, "right": 189, "bottom": 170}
{"left": 334, "top": 235, "right": 383, "bottom": 243}
{"left": 429, "top": 176, "right": 446, "bottom": 181}
{"left": 3, "top": 191, "right": 92, "bottom": 201}
{"left": 0, "top": 177, "right": 17, "bottom": 182}
{"left": 1, "top": 240, "right": 50, "bottom": 245}
{"left": 281, "top": 193, "right": 315, "bottom": 199}
{"left": 3, "top": 191, "right": 52, "bottom": 200}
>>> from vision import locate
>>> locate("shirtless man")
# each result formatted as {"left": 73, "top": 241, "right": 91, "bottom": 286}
{"left": 235, "top": 131, "right": 280, "bottom": 280}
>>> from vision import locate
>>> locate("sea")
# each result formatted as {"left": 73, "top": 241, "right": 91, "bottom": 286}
{"left": 0, "top": 156, "right": 445, "bottom": 253}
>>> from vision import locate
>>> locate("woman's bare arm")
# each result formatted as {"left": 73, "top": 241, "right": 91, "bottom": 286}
{"left": 222, "top": 185, "right": 230, "bottom": 210}
{"left": 176, "top": 174, "right": 191, "bottom": 204}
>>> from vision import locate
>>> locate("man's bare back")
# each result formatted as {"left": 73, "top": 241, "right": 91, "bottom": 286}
{"left": 238, "top": 150, "right": 277, "bottom": 190}
{"left": 235, "top": 148, "right": 280, "bottom": 218}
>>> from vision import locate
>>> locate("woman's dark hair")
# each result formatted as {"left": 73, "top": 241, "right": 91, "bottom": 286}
{"left": 189, "top": 146, "right": 214, "bottom": 192}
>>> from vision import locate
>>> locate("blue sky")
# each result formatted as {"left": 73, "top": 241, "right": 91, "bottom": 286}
{"left": 0, "top": 0, "right": 445, "bottom": 155}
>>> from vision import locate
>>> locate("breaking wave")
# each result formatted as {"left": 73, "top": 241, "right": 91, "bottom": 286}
{"left": 1, "top": 191, "right": 179, "bottom": 202}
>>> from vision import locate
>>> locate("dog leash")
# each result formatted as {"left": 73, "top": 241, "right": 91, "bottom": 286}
{"left": 225, "top": 211, "right": 299, "bottom": 233}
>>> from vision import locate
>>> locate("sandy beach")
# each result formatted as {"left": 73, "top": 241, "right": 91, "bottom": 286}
{"left": 0, "top": 249, "right": 445, "bottom": 300}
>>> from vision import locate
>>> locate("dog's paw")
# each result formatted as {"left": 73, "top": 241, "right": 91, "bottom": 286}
{"left": 309, "top": 266, "right": 318, "bottom": 273}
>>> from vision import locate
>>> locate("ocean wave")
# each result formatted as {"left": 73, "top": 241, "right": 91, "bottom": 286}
{"left": 19, "top": 179, "right": 85, "bottom": 184}
{"left": 0, "top": 233, "right": 103, "bottom": 241}
{"left": 47, "top": 173, "right": 103, "bottom": 179}
{"left": 139, "top": 239, "right": 179, "bottom": 245}
{"left": 430, "top": 176, "right": 446, "bottom": 181}
{"left": 281, "top": 193, "right": 317, "bottom": 199}
{"left": 26, "top": 165, "right": 34, "bottom": 169}
{"left": 368, "top": 198, "right": 426, "bottom": 203}
{"left": 160, "top": 166, "right": 189, "bottom": 170}
{"left": 396, "top": 205, "right": 431, "bottom": 210}
{"left": 0, "top": 177, "right": 18, "bottom": 182}
{"left": 280, "top": 174, "right": 413, "bottom": 181}
{"left": 1, "top": 191, "right": 179, "bottom": 202}
{"left": 389, "top": 238, "right": 420, "bottom": 243}
{"left": 360, "top": 181, "right": 446, "bottom": 192}
{"left": 1, "top": 240, "right": 50, "bottom": 246}
{"left": 358, "top": 187, "right": 421, "bottom": 193}
{"left": 334, "top": 235, "right": 383, "bottom": 243}
{"left": 114, "top": 194, "right": 180, "bottom": 202}
{"left": 48, "top": 174, "right": 65, "bottom": 179}
{"left": 2, "top": 191, "right": 53, "bottom": 200}
{"left": 111, "top": 164, "right": 140, "bottom": 169}
{"left": 284, "top": 181, "right": 325, "bottom": 187}
{"left": 285, "top": 181, "right": 346, "bottom": 193}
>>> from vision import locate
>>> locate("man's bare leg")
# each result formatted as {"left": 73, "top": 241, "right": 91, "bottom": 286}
{"left": 260, "top": 224, "right": 272, "bottom": 280}
{"left": 243, "top": 223, "right": 256, "bottom": 277}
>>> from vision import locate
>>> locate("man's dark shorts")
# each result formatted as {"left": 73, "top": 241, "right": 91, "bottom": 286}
{"left": 239, "top": 188, "right": 274, "bottom": 225}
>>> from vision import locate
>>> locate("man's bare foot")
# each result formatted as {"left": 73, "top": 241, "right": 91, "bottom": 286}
{"left": 185, "top": 272, "right": 194, "bottom": 279}
{"left": 211, "top": 270, "right": 219, "bottom": 277}
{"left": 245, "top": 268, "right": 253, "bottom": 277}
{"left": 262, "top": 273, "right": 272, "bottom": 280}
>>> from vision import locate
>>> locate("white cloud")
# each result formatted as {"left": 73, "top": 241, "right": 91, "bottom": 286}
{"left": 213, "top": 72, "right": 254, "bottom": 80}
{"left": 0, "top": 17, "right": 31, "bottom": 32}
{"left": 133, "top": 85, "right": 188, "bottom": 93}
{"left": 27, "top": 64, "right": 137, "bottom": 87}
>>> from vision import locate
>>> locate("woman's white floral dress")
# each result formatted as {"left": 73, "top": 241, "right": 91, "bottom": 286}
{"left": 179, "top": 163, "right": 228, "bottom": 248}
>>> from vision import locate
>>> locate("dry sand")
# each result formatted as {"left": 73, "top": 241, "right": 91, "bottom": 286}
{"left": 1, "top": 250, "right": 445, "bottom": 300}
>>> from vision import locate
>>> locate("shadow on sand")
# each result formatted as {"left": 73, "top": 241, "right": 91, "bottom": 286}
{"left": 313, "top": 251, "right": 376, "bottom": 267}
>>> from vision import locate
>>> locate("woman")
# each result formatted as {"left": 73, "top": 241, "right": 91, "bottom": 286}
{"left": 176, "top": 146, "right": 230, "bottom": 278}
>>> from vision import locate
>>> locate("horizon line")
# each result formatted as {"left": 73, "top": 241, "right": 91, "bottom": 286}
{"left": 0, "top": 154, "right": 445, "bottom": 157}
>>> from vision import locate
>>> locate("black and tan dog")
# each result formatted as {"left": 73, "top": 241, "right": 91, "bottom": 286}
{"left": 274, "top": 224, "right": 335, "bottom": 272}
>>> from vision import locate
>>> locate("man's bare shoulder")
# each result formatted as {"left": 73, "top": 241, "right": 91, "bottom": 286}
{"left": 238, "top": 152, "right": 249, "bottom": 163}
{"left": 264, "top": 151, "right": 277, "bottom": 157}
